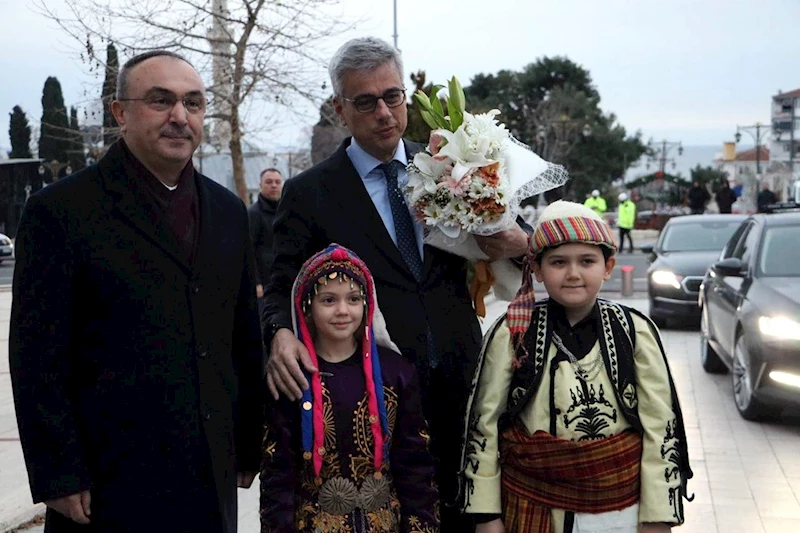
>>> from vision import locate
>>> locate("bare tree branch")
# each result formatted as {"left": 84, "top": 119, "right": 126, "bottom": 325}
{"left": 35, "top": 0, "right": 354, "bottom": 202}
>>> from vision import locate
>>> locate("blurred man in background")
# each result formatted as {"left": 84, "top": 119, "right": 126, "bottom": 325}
{"left": 248, "top": 168, "right": 283, "bottom": 299}
{"left": 687, "top": 180, "right": 710, "bottom": 215}
{"left": 715, "top": 180, "right": 737, "bottom": 214}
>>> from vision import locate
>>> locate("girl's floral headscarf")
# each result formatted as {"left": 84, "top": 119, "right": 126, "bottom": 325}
{"left": 291, "top": 244, "right": 393, "bottom": 479}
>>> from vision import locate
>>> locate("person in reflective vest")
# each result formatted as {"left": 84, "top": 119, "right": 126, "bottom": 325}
{"left": 584, "top": 189, "right": 607, "bottom": 216}
{"left": 617, "top": 192, "right": 636, "bottom": 253}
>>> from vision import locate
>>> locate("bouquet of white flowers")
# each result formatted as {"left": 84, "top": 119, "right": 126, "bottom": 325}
{"left": 407, "top": 78, "right": 568, "bottom": 313}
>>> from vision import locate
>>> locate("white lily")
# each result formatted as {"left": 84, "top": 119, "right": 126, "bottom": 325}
{"left": 408, "top": 152, "right": 452, "bottom": 202}
{"left": 411, "top": 152, "right": 451, "bottom": 184}
{"left": 436, "top": 125, "right": 497, "bottom": 181}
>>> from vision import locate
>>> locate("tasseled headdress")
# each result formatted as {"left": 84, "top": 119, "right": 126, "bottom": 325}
{"left": 507, "top": 200, "right": 618, "bottom": 351}
{"left": 291, "top": 244, "right": 392, "bottom": 479}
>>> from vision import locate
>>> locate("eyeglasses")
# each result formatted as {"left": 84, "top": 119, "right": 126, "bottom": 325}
{"left": 118, "top": 93, "right": 206, "bottom": 114}
{"left": 341, "top": 88, "right": 406, "bottom": 113}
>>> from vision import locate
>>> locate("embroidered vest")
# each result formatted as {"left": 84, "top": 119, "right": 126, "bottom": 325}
{"left": 500, "top": 299, "right": 642, "bottom": 433}
{"left": 459, "top": 298, "right": 693, "bottom": 512}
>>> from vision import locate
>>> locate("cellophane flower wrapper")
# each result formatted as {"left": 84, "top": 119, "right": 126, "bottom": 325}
{"left": 406, "top": 103, "right": 568, "bottom": 301}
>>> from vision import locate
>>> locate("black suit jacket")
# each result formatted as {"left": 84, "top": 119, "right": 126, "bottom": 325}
{"left": 263, "top": 138, "right": 499, "bottom": 516}
{"left": 9, "top": 143, "right": 263, "bottom": 533}
{"left": 264, "top": 137, "right": 483, "bottom": 387}
{"left": 263, "top": 139, "right": 482, "bottom": 386}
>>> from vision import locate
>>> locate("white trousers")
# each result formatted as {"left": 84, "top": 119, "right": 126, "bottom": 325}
{"left": 572, "top": 503, "right": 639, "bottom": 533}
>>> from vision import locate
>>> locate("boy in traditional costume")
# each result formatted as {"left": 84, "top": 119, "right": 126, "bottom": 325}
{"left": 460, "top": 201, "right": 692, "bottom": 533}
{"left": 260, "top": 244, "right": 439, "bottom": 532}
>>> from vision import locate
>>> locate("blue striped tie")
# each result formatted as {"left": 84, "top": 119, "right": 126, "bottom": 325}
{"left": 380, "top": 161, "right": 440, "bottom": 368}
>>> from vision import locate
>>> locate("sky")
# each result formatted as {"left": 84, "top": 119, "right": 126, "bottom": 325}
{"left": 2, "top": 0, "right": 799, "bottom": 160}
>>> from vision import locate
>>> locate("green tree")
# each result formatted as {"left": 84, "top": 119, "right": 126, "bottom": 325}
{"left": 563, "top": 113, "right": 647, "bottom": 200}
{"left": 465, "top": 57, "right": 598, "bottom": 142}
{"left": 102, "top": 42, "right": 119, "bottom": 146}
{"left": 463, "top": 57, "right": 646, "bottom": 201}
{"left": 8, "top": 105, "right": 33, "bottom": 159}
{"left": 69, "top": 106, "right": 86, "bottom": 171}
{"left": 39, "top": 76, "right": 71, "bottom": 164}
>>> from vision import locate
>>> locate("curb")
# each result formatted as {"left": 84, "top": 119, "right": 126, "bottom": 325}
{"left": 0, "top": 504, "right": 44, "bottom": 533}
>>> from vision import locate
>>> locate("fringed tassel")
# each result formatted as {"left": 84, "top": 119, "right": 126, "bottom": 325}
{"left": 368, "top": 327, "right": 390, "bottom": 465}
{"left": 361, "top": 326, "right": 385, "bottom": 471}
{"left": 506, "top": 251, "right": 536, "bottom": 367}
{"left": 296, "top": 312, "right": 325, "bottom": 478}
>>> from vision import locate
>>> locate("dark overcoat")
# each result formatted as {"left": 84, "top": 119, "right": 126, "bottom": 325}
{"left": 261, "top": 139, "right": 483, "bottom": 526}
{"left": 9, "top": 144, "right": 263, "bottom": 533}
{"left": 247, "top": 194, "right": 277, "bottom": 287}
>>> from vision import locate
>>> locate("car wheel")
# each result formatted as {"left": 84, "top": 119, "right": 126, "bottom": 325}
{"left": 700, "top": 306, "right": 726, "bottom": 374}
{"left": 732, "top": 334, "right": 764, "bottom": 420}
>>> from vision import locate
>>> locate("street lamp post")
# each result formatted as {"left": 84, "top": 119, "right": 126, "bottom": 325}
{"left": 735, "top": 123, "right": 772, "bottom": 209}
{"left": 646, "top": 139, "right": 683, "bottom": 175}
{"left": 735, "top": 122, "right": 771, "bottom": 177}
{"left": 535, "top": 115, "right": 591, "bottom": 162}
{"left": 392, "top": 0, "right": 399, "bottom": 50}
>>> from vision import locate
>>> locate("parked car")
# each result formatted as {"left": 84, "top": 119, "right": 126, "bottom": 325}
{"left": 699, "top": 211, "right": 800, "bottom": 419}
{"left": 0, "top": 233, "right": 12, "bottom": 263}
{"left": 643, "top": 214, "right": 746, "bottom": 327}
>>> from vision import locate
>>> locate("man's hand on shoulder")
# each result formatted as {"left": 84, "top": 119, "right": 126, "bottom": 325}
{"left": 474, "top": 226, "right": 529, "bottom": 261}
{"left": 45, "top": 490, "right": 91, "bottom": 524}
{"left": 266, "top": 328, "right": 317, "bottom": 401}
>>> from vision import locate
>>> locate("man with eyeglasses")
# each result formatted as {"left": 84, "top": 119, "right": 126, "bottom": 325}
{"left": 261, "top": 37, "right": 529, "bottom": 532}
{"left": 10, "top": 50, "right": 263, "bottom": 533}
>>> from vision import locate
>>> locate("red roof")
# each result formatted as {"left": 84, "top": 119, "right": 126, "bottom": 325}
{"left": 735, "top": 147, "right": 770, "bottom": 162}
{"left": 774, "top": 88, "right": 800, "bottom": 100}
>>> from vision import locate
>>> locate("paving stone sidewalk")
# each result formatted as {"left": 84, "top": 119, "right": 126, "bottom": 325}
{"left": 4, "top": 292, "right": 800, "bottom": 533}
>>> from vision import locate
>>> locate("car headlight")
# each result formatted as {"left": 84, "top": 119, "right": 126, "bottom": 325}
{"left": 758, "top": 316, "right": 800, "bottom": 341}
{"left": 651, "top": 270, "right": 683, "bottom": 290}
{"left": 0, "top": 238, "right": 9, "bottom": 246}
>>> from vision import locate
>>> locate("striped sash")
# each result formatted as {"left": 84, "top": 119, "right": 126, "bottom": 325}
{"left": 500, "top": 425, "right": 643, "bottom": 533}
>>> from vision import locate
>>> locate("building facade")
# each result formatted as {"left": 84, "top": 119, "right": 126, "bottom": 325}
{"left": 770, "top": 88, "right": 800, "bottom": 184}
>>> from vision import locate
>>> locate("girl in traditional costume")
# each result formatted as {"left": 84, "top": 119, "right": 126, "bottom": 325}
{"left": 260, "top": 244, "right": 439, "bottom": 532}
{"left": 460, "top": 201, "right": 692, "bottom": 533}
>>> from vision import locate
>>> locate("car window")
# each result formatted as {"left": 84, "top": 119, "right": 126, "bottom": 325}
{"left": 659, "top": 220, "right": 744, "bottom": 252}
{"left": 731, "top": 222, "right": 759, "bottom": 265}
{"left": 759, "top": 225, "right": 800, "bottom": 276}
{"left": 720, "top": 222, "right": 748, "bottom": 259}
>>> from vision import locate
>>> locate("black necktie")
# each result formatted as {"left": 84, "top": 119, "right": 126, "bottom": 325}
{"left": 381, "top": 161, "right": 424, "bottom": 281}
{"left": 381, "top": 162, "right": 440, "bottom": 369}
